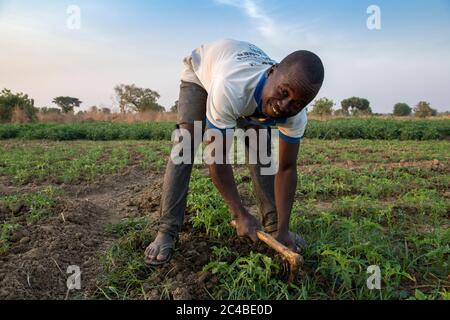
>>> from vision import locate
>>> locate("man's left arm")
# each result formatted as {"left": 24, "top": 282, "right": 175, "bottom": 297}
{"left": 274, "top": 137, "right": 300, "bottom": 249}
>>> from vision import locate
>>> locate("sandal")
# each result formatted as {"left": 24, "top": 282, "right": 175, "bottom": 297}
{"left": 145, "top": 234, "right": 178, "bottom": 266}
{"left": 290, "top": 232, "right": 307, "bottom": 252}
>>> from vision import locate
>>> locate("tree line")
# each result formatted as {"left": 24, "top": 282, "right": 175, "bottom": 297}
{"left": 310, "top": 97, "right": 441, "bottom": 118}
{"left": 0, "top": 84, "right": 179, "bottom": 123}
{"left": 0, "top": 86, "right": 445, "bottom": 123}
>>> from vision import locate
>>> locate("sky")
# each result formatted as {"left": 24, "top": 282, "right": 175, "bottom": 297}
{"left": 0, "top": 0, "right": 449, "bottom": 113}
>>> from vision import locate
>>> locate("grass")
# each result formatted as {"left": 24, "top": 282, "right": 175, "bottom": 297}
{"left": 0, "top": 138, "right": 448, "bottom": 299}
{"left": 136, "top": 145, "right": 167, "bottom": 171}
{"left": 190, "top": 164, "right": 449, "bottom": 300}
{"left": 188, "top": 169, "right": 234, "bottom": 238}
{"left": 97, "top": 217, "right": 156, "bottom": 300}
{"left": 0, "top": 186, "right": 60, "bottom": 255}
{"left": 0, "top": 141, "right": 168, "bottom": 185}
{"left": 0, "top": 222, "right": 20, "bottom": 255}
{"left": 0, "top": 186, "right": 60, "bottom": 224}
{"left": 203, "top": 247, "right": 293, "bottom": 300}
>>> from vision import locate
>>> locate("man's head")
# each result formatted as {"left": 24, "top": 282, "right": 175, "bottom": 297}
{"left": 261, "top": 50, "right": 324, "bottom": 118}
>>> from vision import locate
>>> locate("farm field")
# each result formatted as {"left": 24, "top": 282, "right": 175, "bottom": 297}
{"left": 0, "top": 133, "right": 449, "bottom": 300}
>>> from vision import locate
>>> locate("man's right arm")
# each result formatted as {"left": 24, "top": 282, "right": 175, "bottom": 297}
{"left": 205, "top": 81, "right": 260, "bottom": 242}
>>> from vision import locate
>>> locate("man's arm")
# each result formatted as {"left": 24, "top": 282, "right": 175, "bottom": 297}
{"left": 207, "top": 131, "right": 260, "bottom": 242}
{"left": 275, "top": 138, "right": 300, "bottom": 248}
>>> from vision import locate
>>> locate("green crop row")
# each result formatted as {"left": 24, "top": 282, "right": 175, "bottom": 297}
{"left": 0, "top": 122, "right": 175, "bottom": 141}
{"left": 0, "top": 143, "right": 129, "bottom": 184}
{"left": 305, "top": 118, "right": 450, "bottom": 140}
{"left": 193, "top": 168, "right": 450, "bottom": 300}
{"left": 0, "top": 141, "right": 171, "bottom": 185}
{"left": 1, "top": 118, "right": 449, "bottom": 141}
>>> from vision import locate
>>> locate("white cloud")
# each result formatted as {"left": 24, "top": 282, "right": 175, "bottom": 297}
{"left": 214, "top": 0, "right": 326, "bottom": 53}
{"left": 215, "top": 0, "right": 276, "bottom": 37}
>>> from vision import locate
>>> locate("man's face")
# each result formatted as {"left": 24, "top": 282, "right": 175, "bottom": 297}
{"left": 261, "top": 65, "right": 312, "bottom": 119}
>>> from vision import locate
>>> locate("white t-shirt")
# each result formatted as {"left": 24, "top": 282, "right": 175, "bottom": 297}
{"left": 180, "top": 39, "right": 308, "bottom": 142}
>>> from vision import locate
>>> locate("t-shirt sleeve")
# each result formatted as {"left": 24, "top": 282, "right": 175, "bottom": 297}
{"left": 206, "top": 78, "right": 237, "bottom": 132}
{"left": 276, "top": 109, "right": 308, "bottom": 144}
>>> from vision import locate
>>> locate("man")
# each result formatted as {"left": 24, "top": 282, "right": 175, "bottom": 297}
{"left": 145, "top": 39, "right": 324, "bottom": 265}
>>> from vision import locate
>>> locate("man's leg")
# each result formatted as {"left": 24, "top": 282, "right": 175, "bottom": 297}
{"left": 145, "top": 81, "right": 207, "bottom": 264}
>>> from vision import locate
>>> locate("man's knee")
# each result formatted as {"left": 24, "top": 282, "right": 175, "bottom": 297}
{"left": 178, "top": 123, "right": 195, "bottom": 134}
{"left": 171, "top": 123, "right": 204, "bottom": 160}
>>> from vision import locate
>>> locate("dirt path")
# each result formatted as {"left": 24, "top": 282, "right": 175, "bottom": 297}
{"left": 0, "top": 168, "right": 160, "bottom": 299}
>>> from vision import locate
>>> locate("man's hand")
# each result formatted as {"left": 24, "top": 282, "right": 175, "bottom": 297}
{"left": 234, "top": 210, "right": 261, "bottom": 242}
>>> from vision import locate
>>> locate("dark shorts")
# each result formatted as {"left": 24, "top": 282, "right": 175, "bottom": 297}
{"left": 177, "top": 81, "right": 208, "bottom": 127}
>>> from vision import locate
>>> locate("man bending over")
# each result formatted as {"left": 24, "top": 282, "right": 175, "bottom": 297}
{"left": 145, "top": 39, "right": 324, "bottom": 265}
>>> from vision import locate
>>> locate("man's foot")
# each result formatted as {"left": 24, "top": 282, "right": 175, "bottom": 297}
{"left": 275, "top": 231, "right": 308, "bottom": 254}
{"left": 290, "top": 232, "right": 307, "bottom": 252}
{"left": 144, "top": 232, "right": 176, "bottom": 266}
{"left": 262, "top": 212, "right": 307, "bottom": 250}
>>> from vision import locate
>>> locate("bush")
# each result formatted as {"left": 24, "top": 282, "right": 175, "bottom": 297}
{"left": 414, "top": 101, "right": 437, "bottom": 118}
{"left": 0, "top": 89, "right": 37, "bottom": 123}
{"left": 310, "top": 98, "right": 334, "bottom": 117}
{"left": 393, "top": 103, "right": 412, "bottom": 117}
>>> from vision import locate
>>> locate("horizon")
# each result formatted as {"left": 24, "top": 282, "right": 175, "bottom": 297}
{"left": 1, "top": 0, "right": 449, "bottom": 113}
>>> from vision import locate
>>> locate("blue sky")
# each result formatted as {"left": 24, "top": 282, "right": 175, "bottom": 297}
{"left": 1, "top": 0, "right": 449, "bottom": 112}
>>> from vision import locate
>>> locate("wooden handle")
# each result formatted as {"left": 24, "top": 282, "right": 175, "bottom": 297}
{"left": 256, "top": 229, "right": 303, "bottom": 279}
{"left": 256, "top": 230, "right": 299, "bottom": 259}
{"left": 230, "top": 220, "right": 303, "bottom": 282}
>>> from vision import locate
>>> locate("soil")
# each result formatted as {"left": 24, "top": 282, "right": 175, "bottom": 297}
{"left": 0, "top": 165, "right": 281, "bottom": 300}
{"left": 0, "top": 167, "right": 157, "bottom": 299}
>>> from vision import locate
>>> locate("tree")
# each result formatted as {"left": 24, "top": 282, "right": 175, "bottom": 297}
{"left": 101, "top": 107, "right": 111, "bottom": 114}
{"left": 52, "top": 96, "right": 82, "bottom": 113}
{"left": 90, "top": 106, "right": 98, "bottom": 113}
{"left": 310, "top": 98, "right": 334, "bottom": 116}
{"left": 0, "top": 89, "right": 38, "bottom": 123}
{"left": 170, "top": 100, "right": 179, "bottom": 113}
{"left": 341, "top": 97, "right": 372, "bottom": 115}
{"left": 114, "top": 84, "right": 165, "bottom": 113}
{"left": 393, "top": 103, "right": 412, "bottom": 116}
{"left": 414, "top": 101, "right": 437, "bottom": 118}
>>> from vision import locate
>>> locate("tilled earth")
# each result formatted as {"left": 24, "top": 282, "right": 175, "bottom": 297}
{"left": 0, "top": 167, "right": 274, "bottom": 300}
{"left": 0, "top": 168, "right": 158, "bottom": 299}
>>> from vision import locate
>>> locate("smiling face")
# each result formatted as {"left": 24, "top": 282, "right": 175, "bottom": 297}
{"left": 261, "top": 51, "right": 324, "bottom": 119}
